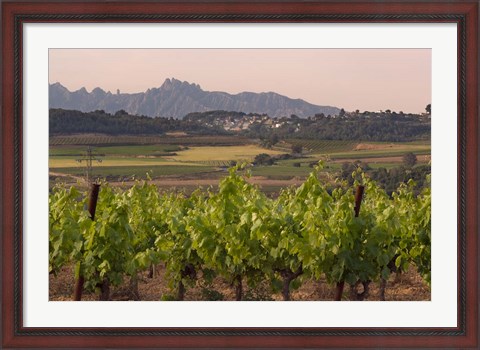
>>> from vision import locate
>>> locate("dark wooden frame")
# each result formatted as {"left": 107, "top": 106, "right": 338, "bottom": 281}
{"left": 2, "top": 1, "right": 478, "bottom": 348}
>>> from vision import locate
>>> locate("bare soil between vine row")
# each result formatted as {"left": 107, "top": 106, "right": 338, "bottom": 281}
{"left": 50, "top": 263, "right": 430, "bottom": 301}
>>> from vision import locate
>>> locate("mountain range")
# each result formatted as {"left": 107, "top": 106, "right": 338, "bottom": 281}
{"left": 49, "top": 78, "right": 341, "bottom": 119}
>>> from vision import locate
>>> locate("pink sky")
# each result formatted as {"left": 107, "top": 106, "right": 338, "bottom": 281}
{"left": 49, "top": 49, "right": 431, "bottom": 113}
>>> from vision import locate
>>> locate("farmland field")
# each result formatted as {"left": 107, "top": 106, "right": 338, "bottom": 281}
{"left": 51, "top": 165, "right": 216, "bottom": 177}
{"left": 49, "top": 158, "right": 203, "bottom": 168}
{"left": 50, "top": 144, "right": 182, "bottom": 156}
{"left": 49, "top": 134, "right": 431, "bottom": 191}
{"left": 49, "top": 134, "right": 251, "bottom": 146}
{"left": 329, "top": 148, "right": 430, "bottom": 160}
{"left": 284, "top": 139, "right": 358, "bottom": 153}
{"left": 169, "top": 145, "right": 284, "bottom": 162}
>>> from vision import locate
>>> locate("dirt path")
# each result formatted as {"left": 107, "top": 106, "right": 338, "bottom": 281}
{"left": 49, "top": 171, "right": 85, "bottom": 183}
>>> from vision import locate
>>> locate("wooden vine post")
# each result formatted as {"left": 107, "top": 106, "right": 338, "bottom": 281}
{"left": 334, "top": 185, "right": 365, "bottom": 301}
{"left": 73, "top": 183, "right": 100, "bottom": 301}
{"left": 354, "top": 185, "right": 365, "bottom": 218}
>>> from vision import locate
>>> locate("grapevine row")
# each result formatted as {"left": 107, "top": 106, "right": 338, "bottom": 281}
{"left": 49, "top": 163, "right": 430, "bottom": 301}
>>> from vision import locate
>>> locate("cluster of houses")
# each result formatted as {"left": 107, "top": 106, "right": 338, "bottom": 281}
{"left": 191, "top": 109, "right": 430, "bottom": 133}
{"left": 203, "top": 114, "right": 300, "bottom": 132}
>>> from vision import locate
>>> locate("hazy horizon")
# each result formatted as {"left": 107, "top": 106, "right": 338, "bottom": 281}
{"left": 49, "top": 49, "right": 431, "bottom": 114}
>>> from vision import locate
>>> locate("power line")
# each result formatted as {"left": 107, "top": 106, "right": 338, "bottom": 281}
{"left": 76, "top": 146, "right": 103, "bottom": 186}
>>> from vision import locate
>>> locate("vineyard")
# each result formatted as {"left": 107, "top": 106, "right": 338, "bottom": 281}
{"left": 50, "top": 144, "right": 182, "bottom": 157}
{"left": 49, "top": 164, "right": 430, "bottom": 301}
{"left": 49, "top": 134, "right": 251, "bottom": 146}
{"left": 285, "top": 139, "right": 357, "bottom": 153}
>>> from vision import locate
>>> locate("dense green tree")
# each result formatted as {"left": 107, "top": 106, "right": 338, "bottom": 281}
{"left": 270, "top": 134, "right": 280, "bottom": 145}
{"left": 291, "top": 144, "right": 303, "bottom": 154}
{"left": 402, "top": 153, "right": 418, "bottom": 168}
{"left": 369, "top": 165, "right": 430, "bottom": 195}
{"left": 254, "top": 153, "right": 275, "bottom": 166}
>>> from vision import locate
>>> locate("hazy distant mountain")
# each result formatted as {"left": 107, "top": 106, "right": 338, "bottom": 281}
{"left": 49, "top": 78, "right": 341, "bottom": 119}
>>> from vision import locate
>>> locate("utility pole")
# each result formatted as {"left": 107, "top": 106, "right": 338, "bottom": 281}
{"left": 76, "top": 146, "right": 103, "bottom": 186}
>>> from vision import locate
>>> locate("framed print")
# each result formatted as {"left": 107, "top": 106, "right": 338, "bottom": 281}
{"left": 2, "top": 0, "right": 478, "bottom": 348}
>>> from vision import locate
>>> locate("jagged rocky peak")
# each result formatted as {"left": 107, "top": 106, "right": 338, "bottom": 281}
{"left": 161, "top": 78, "right": 201, "bottom": 91}
{"left": 92, "top": 87, "right": 106, "bottom": 95}
{"left": 50, "top": 82, "right": 69, "bottom": 92}
{"left": 161, "top": 78, "right": 172, "bottom": 88}
{"left": 51, "top": 82, "right": 65, "bottom": 88}
{"left": 75, "top": 87, "right": 88, "bottom": 94}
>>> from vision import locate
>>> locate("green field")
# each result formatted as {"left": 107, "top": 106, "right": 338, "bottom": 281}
{"left": 49, "top": 157, "right": 202, "bottom": 168}
{"left": 50, "top": 144, "right": 182, "bottom": 156}
{"left": 275, "top": 139, "right": 430, "bottom": 161}
{"left": 330, "top": 149, "right": 430, "bottom": 160}
{"left": 52, "top": 165, "right": 216, "bottom": 178}
{"left": 170, "top": 145, "right": 284, "bottom": 162}
{"left": 49, "top": 134, "right": 431, "bottom": 187}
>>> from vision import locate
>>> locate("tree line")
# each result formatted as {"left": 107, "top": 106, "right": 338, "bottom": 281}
{"left": 246, "top": 114, "right": 430, "bottom": 143}
{"left": 50, "top": 108, "right": 430, "bottom": 143}
{"left": 49, "top": 109, "right": 229, "bottom": 136}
